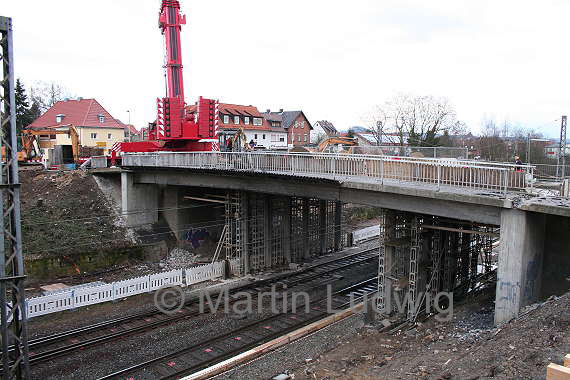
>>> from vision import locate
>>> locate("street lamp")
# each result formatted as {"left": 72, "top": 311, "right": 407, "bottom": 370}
{"left": 126, "top": 110, "right": 131, "bottom": 142}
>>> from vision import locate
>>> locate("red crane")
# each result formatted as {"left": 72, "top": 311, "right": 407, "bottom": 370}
{"left": 119, "top": 0, "right": 219, "bottom": 154}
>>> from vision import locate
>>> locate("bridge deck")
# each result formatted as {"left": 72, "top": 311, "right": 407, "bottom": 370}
{"left": 122, "top": 151, "right": 532, "bottom": 194}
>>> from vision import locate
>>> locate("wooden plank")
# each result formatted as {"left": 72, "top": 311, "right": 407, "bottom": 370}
{"left": 547, "top": 363, "right": 570, "bottom": 380}
{"left": 565, "top": 355, "right": 570, "bottom": 367}
{"left": 422, "top": 224, "right": 500, "bottom": 237}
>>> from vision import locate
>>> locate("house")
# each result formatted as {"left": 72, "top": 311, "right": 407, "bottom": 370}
{"left": 188, "top": 103, "right": 287, "bottom": 150}
{"left": 264, "top": 110, "right": 312, "bottom": 147}
{"left": 28, "top": 98, "right": 125, "bottom": 157}
{"left": 124, "top": 124, "right": 141, "bottom": 142}
{"left": 311, "top": 120, "right": 337, "bottom": 143}
{"left": 353, "top": 131, "right": 409, "bottom": 146}
{"left": 188, "top": 103, "right": 311, "bottom": 149}
{"left": 545, "top": 143, "right": 570, "bottom": 159}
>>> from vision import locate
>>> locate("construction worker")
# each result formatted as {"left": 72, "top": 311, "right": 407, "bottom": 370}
{"left": 514, "top": 155, "right": 523, "bottom": 172}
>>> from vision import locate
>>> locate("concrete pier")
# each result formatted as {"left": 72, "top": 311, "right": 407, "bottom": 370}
{"left": 495, "top": 210, "right": 546, "bottom": 324}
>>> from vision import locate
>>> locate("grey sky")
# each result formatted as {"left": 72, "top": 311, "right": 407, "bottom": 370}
{"left": 4, "top": 0, "right": 569, "bottom": 137}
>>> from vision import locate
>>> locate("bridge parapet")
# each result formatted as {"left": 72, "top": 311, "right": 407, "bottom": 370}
{"left": 122, "top": 152, "right": 532, "bottom": 194}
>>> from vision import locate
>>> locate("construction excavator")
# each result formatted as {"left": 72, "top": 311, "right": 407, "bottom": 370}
{"left": 20, "top": 125, "right": 80, "bottom": 164}
{"left": 318, "top": 136, "right": 358, "bottom": 154}
{"left": 117, "top": 0, "right": 219, "bottom": 157}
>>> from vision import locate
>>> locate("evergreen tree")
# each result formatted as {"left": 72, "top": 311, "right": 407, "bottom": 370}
{"left": 15, "top": 79, "right": 34, "bottom": 135}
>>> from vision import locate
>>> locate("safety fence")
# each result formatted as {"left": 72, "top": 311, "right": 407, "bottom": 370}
{"left": 123, "top": 152, "right": 533, "bottom": 193}
{"left": 352, "top": 225, "right": 380, "bottom": 243}
{"left": 25, "top": 261, "right": 227, "bottom": 319}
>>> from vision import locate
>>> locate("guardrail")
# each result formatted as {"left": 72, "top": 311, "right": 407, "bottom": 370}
{"left": 24, "top": 260, "right": 233, "bottom": 320}
{"left": 123, "top": 152, "right": 533, "bottom": 193}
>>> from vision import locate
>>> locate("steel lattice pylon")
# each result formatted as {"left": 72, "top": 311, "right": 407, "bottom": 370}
{"left": 0, "top": 16, "right": 31, "bottom": 379}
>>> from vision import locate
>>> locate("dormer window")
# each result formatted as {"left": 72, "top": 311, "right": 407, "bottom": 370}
{"left": 98, "top": 114, "right": 105, "bottom": 123}
{"left": 56, "top": 114, "right": 65, "bottom": 123}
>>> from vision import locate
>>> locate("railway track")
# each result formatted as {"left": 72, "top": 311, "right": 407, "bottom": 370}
{"left": 99, "top": 277, "right": 378, "bottom": 380}
{"left": 22, "top": 248, "right": 378, "bottom": 366}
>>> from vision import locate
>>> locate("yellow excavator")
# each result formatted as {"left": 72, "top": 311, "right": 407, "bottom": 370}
{"left": 20, "top": 124, "right": 80, "bottom": 163}
{"left": 318, "top": 136, "right": 358, "bottom": 154}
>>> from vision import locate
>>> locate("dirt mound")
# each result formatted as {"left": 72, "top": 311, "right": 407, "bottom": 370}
{"left": 292, "top": 290, "right": 570, "bottom": 380}
{"left": 20, "top": 169, "right": 131, "bottom": 259}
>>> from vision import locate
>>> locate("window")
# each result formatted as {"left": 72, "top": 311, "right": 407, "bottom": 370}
{"left": 300, "top": 121, "right": 305, "bottom": 129}
{"left": 234, "top": 115, "right": 240, "bottom": 124}
{"left": 98, "top": 115, "right": 105, "bottom": 123}
{"left": 223, "top": 115, "right": 230, "bottom": 123}
{"left": 297, "top": 135, "right": 301, "bottom": 142}
{"left": 90, "top": 133, "right": 97, "bottom": 139}
{"left": 244, "top": 117, "right": 250, "bottom": 125}
{"left": 280, "top": 137, "right": 285, "bottom": 142}
{"left": 262, "top": 134, "right": 266, "bottom": 140}
{"left": 254, "top": 134, "right": 258, "bottom": 139}
{"left": 304, "top": 134, "right": 307, "bottom": 142}
{"left": 253, "top": 118, "right": 262, "bottom": 126}
{"left": 56, "top": 114, "right": 65, "bottom": 123}
{"left": 294, "top": 121, "right": 298, "bottom": 128}
{"left": 108, "top": 133, "right": 112, "bottom": 139}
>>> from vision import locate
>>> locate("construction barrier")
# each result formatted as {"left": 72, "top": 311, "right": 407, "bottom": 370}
{"left": 25, "top": 262, "right": 228, "bottom": 319}
{"left": 352, "top": 225, "right": 380, "bottom": 243}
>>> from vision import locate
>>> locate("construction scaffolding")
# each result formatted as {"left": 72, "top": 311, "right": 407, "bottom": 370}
{"left": 377, "top": 209, "right": 499, "bottom": 322}
{"left": 224, "top": 192, "right": 345, "bottom": 275}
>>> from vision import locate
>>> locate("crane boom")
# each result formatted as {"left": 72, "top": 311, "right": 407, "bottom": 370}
{"left": 119, "top": 0, "right": 220, "bottom": 155}
{"left": 159, "top": 0, "right": 185, "bottom": 101}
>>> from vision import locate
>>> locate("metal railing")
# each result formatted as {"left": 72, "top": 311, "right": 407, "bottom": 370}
{"left": 532, "top": 164, "right": 570, "bottom": 181}
{"left": 352, "top": 145, "right": 469, "bottom": 159}
{"left": 122, "top": 152, "right": 533, "bottom": 194}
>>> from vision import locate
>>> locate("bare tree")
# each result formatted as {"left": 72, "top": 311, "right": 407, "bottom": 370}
{"left": 367, "top": 94, "right": 462, "bottom": 146}
{"left": 28, "top": 81, "right": 75, "bottom": 113}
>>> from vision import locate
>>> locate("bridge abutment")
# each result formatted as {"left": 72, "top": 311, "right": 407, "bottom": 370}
{"left": 121, "top": 171, "right": 158, "bottom": 226}
{"left": 495, "top": 210, "right": 546, "bottom": 324}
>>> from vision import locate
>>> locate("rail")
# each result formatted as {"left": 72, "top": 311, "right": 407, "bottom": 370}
{"left": 122, "top": 152, "right": 534, "bottom": 194}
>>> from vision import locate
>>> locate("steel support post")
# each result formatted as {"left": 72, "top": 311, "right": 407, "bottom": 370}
{"left": 283, "top": 197, "right": 291, "bottom": 264}
{"left": 0, "top": 16, "right": 30, "bottom": 379}
{"left": 407, "top": 215, "right": 422, "bottom": 321}
{"left": 319, "top": 200, "right": 327, "bottom": 255}
{"left": 333, "top": 201, "right": 342, "bottom": 251}
{"left": 302, "top": 198, "right": 309, "bottom": 260}
{"left": 241, "top": 192, "right": 250, "bottom": 275}
{"left": 377, "top": 209, "right": 395, "bottom": 314}
{"left": 264, "top": 195, "right": 272, "bottom": 269}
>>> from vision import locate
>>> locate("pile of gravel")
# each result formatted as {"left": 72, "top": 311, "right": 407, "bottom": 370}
{"left": 160, "top": 248, "right": 200, "bottom": 270}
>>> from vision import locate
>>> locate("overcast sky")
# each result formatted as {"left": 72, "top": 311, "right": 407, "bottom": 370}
{"left": 4, "top": 0, "right": 570, "bottom": 137}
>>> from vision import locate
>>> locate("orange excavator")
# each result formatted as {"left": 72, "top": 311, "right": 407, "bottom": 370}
{"left": 19, "top": 125, "right": 80, "bottom": 164}
{"left": 318, "top": 136, "right": 358, "bottom": 153}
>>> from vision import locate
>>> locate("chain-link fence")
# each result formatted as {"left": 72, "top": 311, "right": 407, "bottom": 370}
{"left": 352, "top": 145, "right": 469, "bottom": 159}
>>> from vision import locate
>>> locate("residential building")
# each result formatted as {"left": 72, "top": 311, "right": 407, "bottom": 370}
{"left": 545, "top": 143, "right": 570, "bottom": 159}
{"left": 311, "top": 120, "right": 337, "bottom": 143}
{"left": 124, "top": 124, "right": 141, "bottom": 142}
{"left": 28, "top": 98, "right": 125, "bottom": 156}
{"left": 187, "top": 103, "right": 288, "bottom": 150}
{"left": 264, "top": 110, "right": 312, "bottom": 147}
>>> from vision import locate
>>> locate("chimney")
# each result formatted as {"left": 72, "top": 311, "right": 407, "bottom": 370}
{"left": 279, "top": 108, "right": 283, "bottom": 113}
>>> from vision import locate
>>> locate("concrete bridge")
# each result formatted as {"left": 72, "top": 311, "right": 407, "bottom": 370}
{"left": 94, "top": 152, "right": 570, "bottom": 325}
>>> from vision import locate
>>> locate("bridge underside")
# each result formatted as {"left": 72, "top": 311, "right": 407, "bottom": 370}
{"left": 376, "top": 209, "right": 498, "bottom": 322}
{"left": 113, "top": 169, "right": 570, "bottom": 325}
